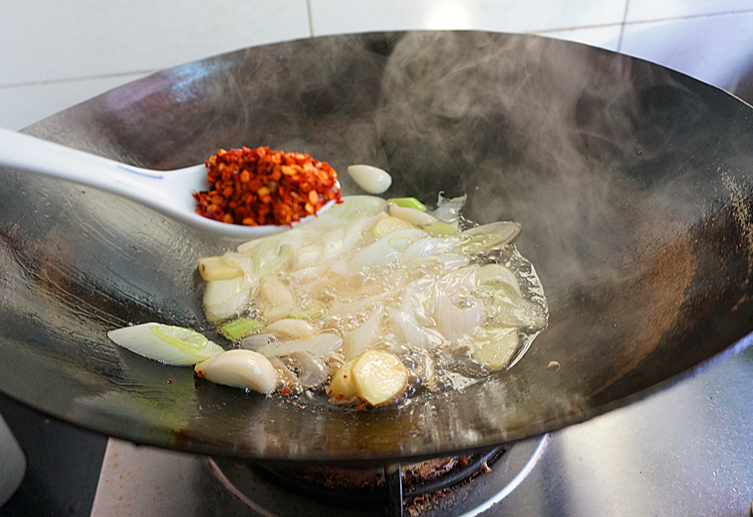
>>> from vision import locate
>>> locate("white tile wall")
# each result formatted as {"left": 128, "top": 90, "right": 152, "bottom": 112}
{"left": 0, "top": 0, "right": 310, "bottom": 86}
{"left": 0, "top": 0, "right": 310, "bottom": 130}
{"left": 535, "top": 25, "right": 623, "bottom": 52}
{"left": 626, "top": 0, "right": 753, "bottom": 23}
{"left": 0, "top": 73, "right": 150, "bottom": 132}
{"left": 3, "top": 0, "right": 753, "bottom": 130}
{"left": 620, "top": 11, "right": 753, "bottom": 89}
{"left": 308, "top": 0, "right": 626, "bottom": 35}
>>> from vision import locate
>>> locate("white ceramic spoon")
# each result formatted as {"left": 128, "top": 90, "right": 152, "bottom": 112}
{"left": 0, "top": 128, "right": 338, "bottom": 239}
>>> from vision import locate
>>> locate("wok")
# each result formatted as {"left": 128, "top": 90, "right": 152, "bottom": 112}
{"left": 1, "top": 31, "right": 752, "bottom": 465}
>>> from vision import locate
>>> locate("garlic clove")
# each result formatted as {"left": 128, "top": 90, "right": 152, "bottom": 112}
{"left": 195, "top": 349, "right": 277, "bottom": 394}
{"left": 347, "top": 165, "right": 392, "bottom": 194}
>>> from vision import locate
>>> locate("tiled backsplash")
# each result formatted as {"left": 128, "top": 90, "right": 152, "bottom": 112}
{"left": 2, "top": 0, "right": 753, "bottom": 130}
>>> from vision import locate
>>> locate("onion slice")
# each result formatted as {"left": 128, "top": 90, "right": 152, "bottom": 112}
{"left": 256, "top": 333, "right": 343, "bottom": 358}
{"left": 108, "top": 323, "right": 224, "bottom": 366}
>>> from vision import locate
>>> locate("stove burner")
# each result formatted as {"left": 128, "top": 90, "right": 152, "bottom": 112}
{"left": 207, "top": 434, "right": 549, "bottom": 517}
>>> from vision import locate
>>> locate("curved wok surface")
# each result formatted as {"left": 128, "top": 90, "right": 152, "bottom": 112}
{"left": 1, "top": 32, "right": 752, "bottom": 465}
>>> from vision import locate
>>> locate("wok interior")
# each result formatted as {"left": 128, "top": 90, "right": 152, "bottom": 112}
{"left": 0, "top": 32, "right": 751, "bottom": 464}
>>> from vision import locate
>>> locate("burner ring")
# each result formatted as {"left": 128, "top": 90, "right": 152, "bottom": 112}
{"left": 207, "top": 434, "right": 549, "bottom": 517}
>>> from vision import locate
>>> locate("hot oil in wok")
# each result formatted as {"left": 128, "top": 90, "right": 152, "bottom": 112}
{"left": 197, "top": 195, "right": 549, "bottom": 409}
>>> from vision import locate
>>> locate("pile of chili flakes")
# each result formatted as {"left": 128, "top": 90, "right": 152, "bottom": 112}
{"left": 193, "top": 146, "right": 340, "bottom": 226}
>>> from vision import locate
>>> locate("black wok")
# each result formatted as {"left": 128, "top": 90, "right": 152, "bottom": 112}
{"left": 1, "top": 31, "right": 751, "bottom": 465}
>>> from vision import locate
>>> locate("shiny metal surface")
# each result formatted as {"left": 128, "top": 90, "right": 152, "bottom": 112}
{"left": 0, "top": 31, "right": 752, "bottom": 463}
{"left": 494, "top": 337, "right": 753, "bottom": 516}
{"left": 90, "top": 344, "right": 753, "bottom": 515}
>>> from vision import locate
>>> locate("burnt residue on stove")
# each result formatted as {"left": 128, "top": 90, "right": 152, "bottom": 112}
{"left": 246, "top": 446, "right": 508, "bottom": 517}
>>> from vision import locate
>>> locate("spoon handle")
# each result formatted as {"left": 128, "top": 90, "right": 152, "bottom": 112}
{"left": 0, "top": 127, "right": 164, "bottom": 196}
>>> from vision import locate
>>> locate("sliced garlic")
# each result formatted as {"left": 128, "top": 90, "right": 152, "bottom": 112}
{"left": 194, "top": 349, "right": 277, "bottom": 394}
{"left": 197, "top": 256, "right": 243, "bottom": 281}
{"left": 351, "top": 350, "right": 409, "bottom": 406}
{"left": 347, "top": 164, "right": 392, "bottom": 194}
{"left": 327, "top": 360, "right": 357, "bottom": 402}
{"left": 471, "top": 327, "right": 519, "bottom": 370}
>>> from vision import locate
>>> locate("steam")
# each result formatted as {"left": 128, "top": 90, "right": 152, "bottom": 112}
{"left": 372, "top": 32, "right": 688, "bottom": 299}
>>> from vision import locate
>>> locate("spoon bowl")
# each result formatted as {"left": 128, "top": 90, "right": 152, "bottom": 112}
{"left": 0, "top": 127, "right": 338, "bottom": 239}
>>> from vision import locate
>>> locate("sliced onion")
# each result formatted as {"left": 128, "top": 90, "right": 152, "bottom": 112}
{"left": 268, "top": 356, "right": 298, "bottom": 385}
{"left": 434, "top": 254, "right": 470, "bottom": 269}
{"left": 432, "top": 194, "right": 466, "bottom": 226}
{"left": 401, "top": 237, "right": 457, "bottom": 263}
{"left": 203, "top": 277, "right": 250, "bottom": 323}
{"left": 343, "top": 212, "right": 387, "bottom": 249}
{"left": 108, "top": 323, "right": 224, "bottom": 366}
{"left": 289, "top": 351, "right": 329, "bottom": 387}
{"left": 435, "top": 292, "right": 484, "bottom": 342}
{"left": 462, "top": 221, "right": 521, "bottom": 241}
{"left": 327, "top": 195, "right": 388, "bottom": 220}
{"left": 477, "top": 264, "right": 522, "bottom": 298}
{"left": 236, "top": 237, "right": 264, "bottom": 255}
{"left": 258, "top": 275, "right": 293, "bottom": 322}
{"left": 343, "top": 309, "right": 381, "bottom": 360}
{"left": 263, "top": 319, "right": 317, "bottom": 339}
{"left": 221, "top": 251, "right": 259, "bottom": 288}
{"left": 435, "top": 268, "right": 478, "bottom": 295}
{"left": 329, "top": 289, "right": 398, "bottom": 315}
{"left": 256, "top": 333, "right": 343, "bottom": 358}
{"left": 240, "top": 333, "right": 277, "bottom": 350}
{"left": 195, "top": 349, "right": 277, "bottom": 394}
{"left": 316, "top": 227, "right": 347, "bottom": 265}
{"left": 389, "top": 204, "right": 438, "bottom": 227}
{"left": 401, "top": 277, "right": 436, "bottom": 327}
{"left": 372, "top": 215, "right": 417, "bottom": 239}
{"left": 388, "top": 307, "right": 444, "bottom": 349}
{"left": 296, "top": 243, "right": 324, "bottom": 269}
{"left": 349, "top": 229, "right": 425, "bottom": 270}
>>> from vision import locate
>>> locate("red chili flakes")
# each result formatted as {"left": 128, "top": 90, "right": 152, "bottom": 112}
{"left": 193, "top": 146, "right": 341, "bottom": 226}
{"left": 281, "top": 388, "right": 291, "bottom": 395}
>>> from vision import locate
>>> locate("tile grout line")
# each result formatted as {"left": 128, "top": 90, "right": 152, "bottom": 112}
{"left": 533, "top": 7, "right": 753, "bottom": 37}
{"left": 306, "top": 0, "right": 314, "bottom": 37}
{"left": 0, "top": 71, "right": 157, "bottom": 91}
{"left": 618, "top": 0, "right": 630, "bottom": 52}
{"left": 624, "top": 7, "right": 753, "bottom": 26}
